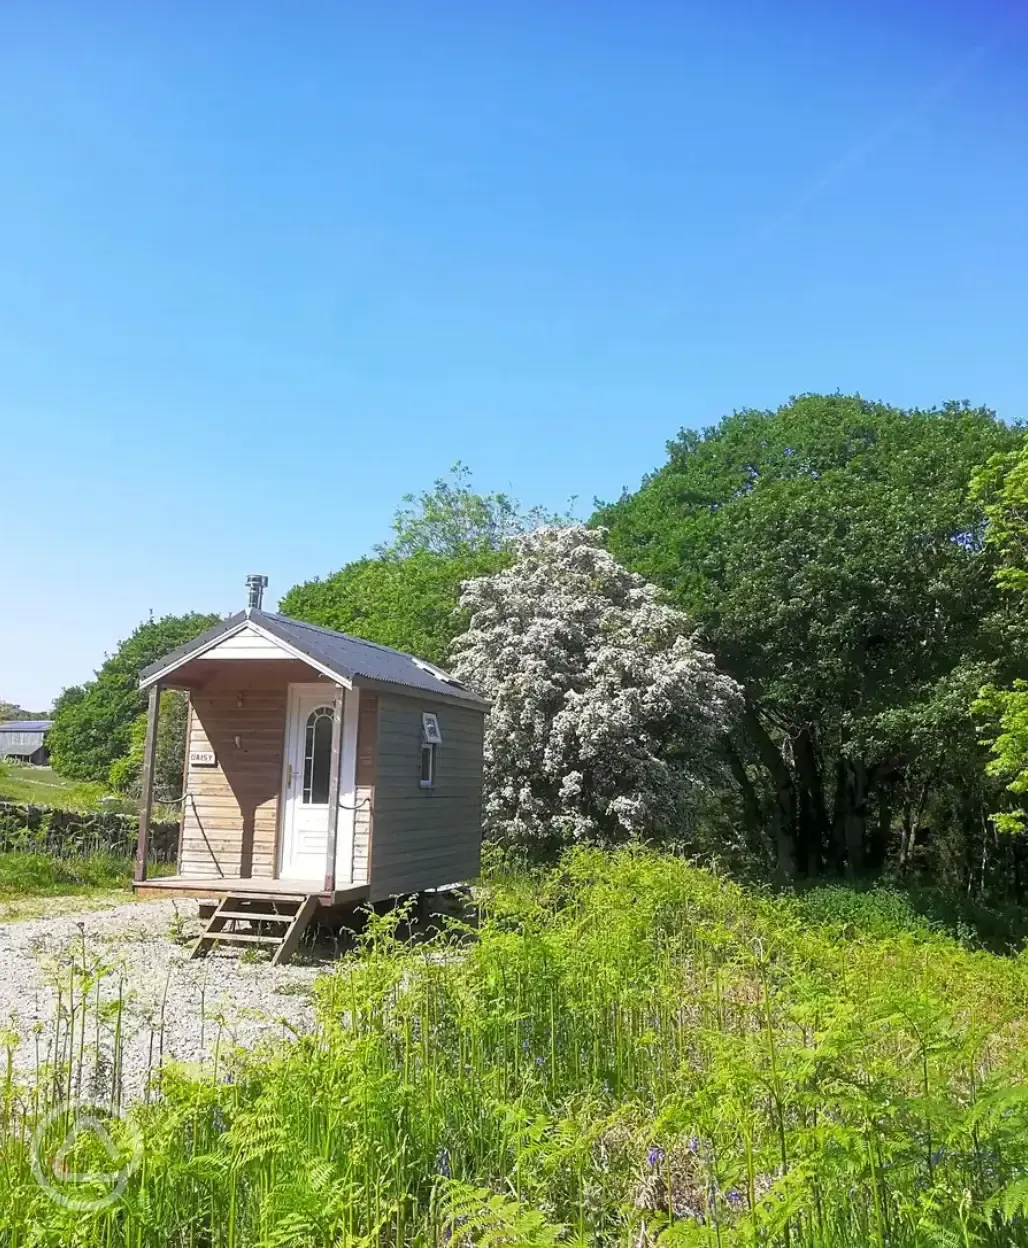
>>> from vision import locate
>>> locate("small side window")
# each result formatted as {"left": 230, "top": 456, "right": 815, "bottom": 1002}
{"left": 420, "top": 743, "right": 436, "bottom": 788}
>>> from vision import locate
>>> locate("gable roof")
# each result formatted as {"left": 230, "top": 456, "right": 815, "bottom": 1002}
{"left": 138, "top": 610, "right": 489, "bottom": 709}
{"left": 0, "top": 720, "right": 52, "bottom": 733}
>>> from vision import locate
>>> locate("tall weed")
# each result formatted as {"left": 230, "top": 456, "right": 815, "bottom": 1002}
{"left": 3, "top": 847, "right": 1028, "bottom": 1245}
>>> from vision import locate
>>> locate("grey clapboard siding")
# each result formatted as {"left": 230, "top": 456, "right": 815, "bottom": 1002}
{"left": 368, "top": 692, "right": 485, "bottom": 900}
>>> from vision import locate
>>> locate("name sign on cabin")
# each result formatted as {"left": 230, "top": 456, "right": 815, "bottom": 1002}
{"left": 189, "top": 749, "right": 217, "bottom": 767}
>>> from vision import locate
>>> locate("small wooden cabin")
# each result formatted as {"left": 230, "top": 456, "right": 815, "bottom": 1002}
{"left": 133, "top": 576, "right": 488, "bottom": 962}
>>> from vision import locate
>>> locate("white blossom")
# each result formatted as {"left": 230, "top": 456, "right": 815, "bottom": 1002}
{"left": 451, "top": 525, "right": 742, "bottom": 852}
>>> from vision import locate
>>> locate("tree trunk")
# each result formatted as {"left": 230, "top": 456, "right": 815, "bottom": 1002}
{"left": 827, "top": 757, "right": 849, "bottom": 875}
{"left": 794, "top": 728, "right": 828, "bottom": 876}
{"left": 741, "top": 706, "right": 798, "bottom": 882}
{"left": 843, "top": 760, "right": 868, "bottom": 879}
{"left": 724, "top": 737, "right": 774, "bottom": 867}
{"left": 865, "top": 787, "right": 891, "bottom": 873}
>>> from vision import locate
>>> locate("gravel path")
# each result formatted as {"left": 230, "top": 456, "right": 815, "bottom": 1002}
{"left": 0, "top": 897, "right": 329, "bottom": 1102}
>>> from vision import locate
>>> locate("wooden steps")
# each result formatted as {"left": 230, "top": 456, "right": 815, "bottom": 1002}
{"left": 191, "top": 893, "right": 319, "bottom": 966}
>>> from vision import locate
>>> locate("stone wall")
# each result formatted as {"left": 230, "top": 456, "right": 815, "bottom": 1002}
{"left": 0, "top": 803, "right": 178, "bottom": 862}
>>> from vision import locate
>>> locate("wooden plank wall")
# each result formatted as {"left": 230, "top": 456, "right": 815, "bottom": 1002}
{"left": 352, "top": 694, "right": 377, "bottom": 885}
{"left": 368, "top": 693, "right": 485, "bottom": 900}
{"left": 179, "top": 661, "right": 331, "bottom": 879}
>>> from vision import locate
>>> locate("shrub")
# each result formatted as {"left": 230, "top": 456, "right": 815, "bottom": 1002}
{"left": 4, "top": 848, "right": 1028, "bottom": 1244}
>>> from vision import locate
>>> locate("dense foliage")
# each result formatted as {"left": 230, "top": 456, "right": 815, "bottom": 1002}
{"left": 280, "top": 548, "right": 508, "bottom": 667}
{"left": 383, "top": 460, "right": 564, "bottom": 557}
{"left": 972, "top": 441, "right": 1028, "bottom": 833}
{"left": 108, "top": 688, "right": 191, "bottom": 802}
{"left": 48, "top": 612, "right": 220, "bottom": 783}
{"left": 452, "top": 526, "right": 741, "bottom": 854}
{"left": 40, "top": 401, "right": 1028, "bottom": 903}
{"left": 6, "top": 849, "right": 1028, "bottom": 1244}
{"left": 281, "top": 464, "right": 567, "bottom": 665}
{"left": 600, "top": 394, "right": 1023, "bottom": 885}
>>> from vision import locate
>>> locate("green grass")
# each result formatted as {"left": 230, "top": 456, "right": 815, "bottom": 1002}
{"left": 0, "top": 849, "right": 134, "bottom": 896}
{"left": 0, "top": 760, "right": 180, "bottom": 821}
{"left": 0, "top": 849, "right": 143, "bottom": 921}
{"left": 4, "top": 847, "right": 1028, "bottom": 1244}
{"left": 0, "top": 763, "right": 121, "bottom": 812}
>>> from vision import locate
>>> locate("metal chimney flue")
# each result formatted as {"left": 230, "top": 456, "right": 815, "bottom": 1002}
{"left": 246, "top": 573, "right": 268, "bottom": 610}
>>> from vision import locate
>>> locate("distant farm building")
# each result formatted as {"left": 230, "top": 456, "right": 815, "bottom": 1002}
{"left": 0, "top": 720, "right": 53, "bottom": 766}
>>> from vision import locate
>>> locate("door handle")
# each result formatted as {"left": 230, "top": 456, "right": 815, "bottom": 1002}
{"left": 287, "top": 763, "right": 294, "bottom": 788}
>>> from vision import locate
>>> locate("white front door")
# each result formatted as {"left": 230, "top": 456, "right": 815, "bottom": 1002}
{"left": 280, "top": 685, "right": 338, "bottom": 881}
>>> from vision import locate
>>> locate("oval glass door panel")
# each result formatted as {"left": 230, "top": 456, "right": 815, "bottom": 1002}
{"left": 303, "top": 706, "right": 333, "bottom": 804}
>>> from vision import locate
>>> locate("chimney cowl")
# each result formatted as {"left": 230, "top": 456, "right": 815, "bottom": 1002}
{"left": 245, "top": 574, "right": 269, "bottom": 611}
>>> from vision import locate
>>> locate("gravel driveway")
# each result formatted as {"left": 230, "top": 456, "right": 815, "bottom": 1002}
{"left": 0, "top": 896, "right": 329, "bottom": 1102}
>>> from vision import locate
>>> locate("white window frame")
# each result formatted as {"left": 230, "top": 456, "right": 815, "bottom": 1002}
{"left": 420, "top": 742, "right": 436, "bottom": 788}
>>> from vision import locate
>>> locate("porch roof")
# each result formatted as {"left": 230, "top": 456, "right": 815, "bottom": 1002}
{"left": 138, "top": 608, "right": 490, "bottom": 708}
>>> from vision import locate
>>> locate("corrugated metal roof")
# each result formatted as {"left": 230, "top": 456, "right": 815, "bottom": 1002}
{"left": 0, "top": 720, "right": 52, "bottom": 733}
{"left": 138, "top": 610, "right": 489, "bottom": 708}
{"left": 261, "top": 613, "right": 488, "bottom": 705}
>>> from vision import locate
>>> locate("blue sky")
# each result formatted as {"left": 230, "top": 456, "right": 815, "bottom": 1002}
{"left": 2, "top": 0, "right": 1025, "bottom": 710}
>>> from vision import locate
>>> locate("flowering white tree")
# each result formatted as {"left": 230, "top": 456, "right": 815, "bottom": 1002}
{"left": 451, "top": 525, "right": 742, "bottom": 853}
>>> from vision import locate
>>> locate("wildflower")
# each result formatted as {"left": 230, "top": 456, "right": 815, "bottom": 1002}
{"left": 647, "top": 1146, "right": 666, "bottom": 1168}
{"left": 726, "top": 1189, "right": 744, "bottom": 1209}
{"left": 687, "top": 1136, "right": 701, "bottom": 1154}
{"left": 930, "top": 1148, "right": 945, "bottom": 1166}
{"left": 436, "top": 1148, "right": 451, "bottom": 1179}
{"left": 535, "top": 1055, "right": 546, "bottom": 1067}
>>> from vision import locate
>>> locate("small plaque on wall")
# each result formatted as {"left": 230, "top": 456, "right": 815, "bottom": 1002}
{"left": 189, "top": 749, "right": 217, "bottom": 767}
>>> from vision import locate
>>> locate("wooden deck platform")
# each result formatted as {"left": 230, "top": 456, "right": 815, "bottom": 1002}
{"left": 132, "top": 875, "right": 370, "bottom": 906}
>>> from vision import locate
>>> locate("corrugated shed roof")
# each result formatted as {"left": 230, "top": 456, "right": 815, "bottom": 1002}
{"left": 138, "top": 610, "right": 489, "bottom": 708}
{"left": 261, "top": 613, "right": 488, "bottom": 705}
{"left": 0, "top": 720, "right": 53, "bottom": 733}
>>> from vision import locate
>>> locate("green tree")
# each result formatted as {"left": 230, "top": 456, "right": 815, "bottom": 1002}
{"left": 600, "top": 394, "right": 1020, "bottom": 881}
{"left": 109, "top": 689, "right": 191, "bottom": 802}
{"left": 381, "top": 461, "right": 566, "bottom": 557}
{"left": 280, "top": 549, "right": 508, "bottom": 666}
{"left": 49, "top": 612, "right": 220, "bottom": 783}
{"left": 282, "top": 465, "right": 566, "bottom": 664}
{"left": 971, "top": 436, "right": 1028, "bottom": 833}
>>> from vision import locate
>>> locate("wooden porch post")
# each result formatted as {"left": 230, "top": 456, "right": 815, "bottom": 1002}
{"left": 135, "top": 684, "right": 161, "bottom": 883}
{"left": 323, "top": 684, "right": 345, "bottom": 893}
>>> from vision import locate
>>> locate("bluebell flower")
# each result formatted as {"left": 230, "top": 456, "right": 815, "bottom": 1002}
{"left": 726, "top": 1189, "right": 744, "bottom": 1208}
{"left": 647, "top": 1146, "right": 666, "bottom": 1168}
{"left": 687, "top": 1136, "right": 701, "bottom": 1154}
{"left": 535, "top": 1055, "right": 546, "bottom": 1067}
{"left": 437, "top": 1148, "right": 451, "bottom": 1178}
